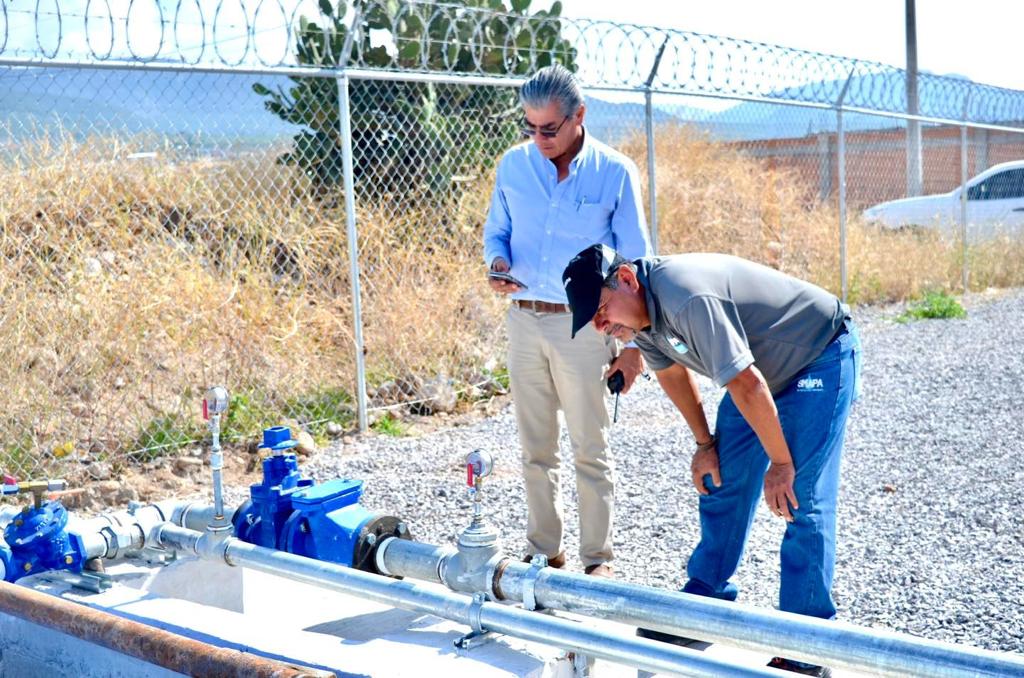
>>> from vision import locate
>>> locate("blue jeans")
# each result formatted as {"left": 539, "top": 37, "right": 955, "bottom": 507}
{"left": 682, "top": 322, "right": 862, "bottom": 619}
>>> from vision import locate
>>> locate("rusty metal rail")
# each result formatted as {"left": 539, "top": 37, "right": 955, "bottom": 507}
{"left": 0, "top": 581, "right": 334, "bottom": 678}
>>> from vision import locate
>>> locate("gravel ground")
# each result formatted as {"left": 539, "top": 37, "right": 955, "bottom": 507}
{"left": 224, "top": 288, "right": 1024, "bottom": 655}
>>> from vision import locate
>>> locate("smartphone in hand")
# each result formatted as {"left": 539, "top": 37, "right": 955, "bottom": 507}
{"left": 488, "top": 270, "right": 528, "bottom": 289}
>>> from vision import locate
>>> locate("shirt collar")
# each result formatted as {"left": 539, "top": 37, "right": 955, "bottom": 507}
{"left": 571, "top": 126, "right": 594, "bottom": 168}
{"left": 527, "top": 125, "right": 593, "bottom": 173}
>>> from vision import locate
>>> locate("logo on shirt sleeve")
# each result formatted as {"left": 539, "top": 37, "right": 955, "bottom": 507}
{"left": 667, "top": 336, "right": 689, "bottom": 355}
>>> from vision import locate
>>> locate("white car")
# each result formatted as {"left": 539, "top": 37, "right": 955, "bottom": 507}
{"left": 862, "top": 160, "right": 1024, "bottom": 238}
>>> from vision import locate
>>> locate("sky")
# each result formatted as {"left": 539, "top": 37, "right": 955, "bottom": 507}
{"left": 6, "top": 0, "right": 1023, "bottom": 95}
{"left": 557, "top": 0, "right": 1024, "bottom": 92}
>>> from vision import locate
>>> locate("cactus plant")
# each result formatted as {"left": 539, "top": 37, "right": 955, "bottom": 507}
{"left": 254, "top": 0, "right": 577, "bottom": 202}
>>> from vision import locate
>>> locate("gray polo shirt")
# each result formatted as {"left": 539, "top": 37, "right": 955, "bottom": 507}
{"left": 633, "top": 254, "right": 848, "bottom": 394}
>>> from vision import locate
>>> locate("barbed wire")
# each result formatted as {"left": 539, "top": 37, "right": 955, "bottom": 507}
{"left": 1, "top": 0, "right": 1022, "bottom": 125}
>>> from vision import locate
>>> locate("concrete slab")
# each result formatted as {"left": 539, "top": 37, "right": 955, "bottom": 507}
{"left": 9, "top": 557, "right": 872, "bottom": 677}
{"left": 30, "top": 560, "right": 574, "bottom": 677}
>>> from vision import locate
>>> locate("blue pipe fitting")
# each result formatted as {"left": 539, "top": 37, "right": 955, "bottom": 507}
{"left": 233, "top": 426, "right": 401, "bottom": 571}
{"left": 233, "top": 427, "right": 314, "bottom": 549}
{"left": 281, "top": 479, "right": 375, "bottom": 567}
{"left": 2, "top": 500, "right": 86, "bottom": 582}
{"left": 261, "top": 426, "right": 298, "bottom": 454}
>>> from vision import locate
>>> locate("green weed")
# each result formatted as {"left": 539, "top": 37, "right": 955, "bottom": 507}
{"left": 222, "top": 392, "right": 280, "bottom": 443}
{"left": 1, "top": 434, "right": 36, "bottom": 479}
{"left": 371, "top": 413, "right": 408, "bottom": 437}
{"left": 132, "top": 414, "right": 203, "bottom": 462}
{"left": 482, "top": 367, "right": 510, "bottom": 391}
{"left": 897, "top": 290, "right": 967, "bottom": 323}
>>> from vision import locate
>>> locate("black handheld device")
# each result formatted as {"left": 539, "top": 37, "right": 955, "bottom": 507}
{"left": 488, "top": 270, "right": 528, "bottom": 289}
{"left": 607, "top": 370, "right": 625, "bottom": 422}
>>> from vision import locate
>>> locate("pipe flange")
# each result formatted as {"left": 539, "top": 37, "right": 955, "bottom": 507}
{"left": 491, "top": 557, "right": 512, "bottom": 601}
{"left": 521, "top": 554, "right": 547, "bottom": 611}
{"left": 354, "top": 515, "right": 411, "bottom": 576}
{"left": 485, "top": 555, "right": 510, "bottom": 602}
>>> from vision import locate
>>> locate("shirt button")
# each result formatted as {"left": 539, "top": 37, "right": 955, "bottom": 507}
{"left": 550, "top": 203, "right": 557, "bottom": 207}
{"left": 542, "top": 256, "right": 548, "bottom": 262}
{"left": 546, "top": 230, "right": 551, "bottom": 235}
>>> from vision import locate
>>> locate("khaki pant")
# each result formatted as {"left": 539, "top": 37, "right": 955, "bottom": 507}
{"left": 507, "top": 305, "right": 617, "bottom": 567}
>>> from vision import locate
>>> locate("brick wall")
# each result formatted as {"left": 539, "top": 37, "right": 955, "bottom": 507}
{"left": 733, "top": 126, "right": 1024, "bottom": 208}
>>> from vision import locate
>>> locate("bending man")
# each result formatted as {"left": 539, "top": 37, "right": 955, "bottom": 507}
{"left": 562, "top": 244, "right": 861, "bottom": 677}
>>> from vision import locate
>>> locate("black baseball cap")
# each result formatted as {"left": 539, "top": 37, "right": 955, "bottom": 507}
{"left": 562, "top": 243, "right": 627, "bottom": 338}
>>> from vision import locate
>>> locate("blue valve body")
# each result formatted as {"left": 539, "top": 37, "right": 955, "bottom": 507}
{"left": 281, "top": 480, "right": 375, "bottom": 567}
{"left": 233, "top": 427, "right": 376, "bottom": 566}
{"left": 235, "top": 452, "right": 314, "bottom": 549}
{"left": 2, "top": 500, "right": 86, "bottom": 582}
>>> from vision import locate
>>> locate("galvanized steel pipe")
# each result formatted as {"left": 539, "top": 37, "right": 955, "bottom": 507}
{"left": 66, "top": 500, "right": 208, "bottom": 560}
{"left": 156, "top": 523, "right": 202, "bottom": 555}
{"left": 374, "top": 536, "right": 452, "bottom": 583}
{"left": 379, "top": 537, "right": 1024, "bottom": 677}
{"left": 6, "top": 500, "right": 244, "bottom": 562}
{"left": 10, "top": 500, "right": 1022, "bottom": 676}
{"left": 155, "top": 527, "right": 778, "bottom": 677}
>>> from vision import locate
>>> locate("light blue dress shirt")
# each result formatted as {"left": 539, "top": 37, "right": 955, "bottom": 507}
{"left": 483, "top": 130, "right": 651, "bottom": 303}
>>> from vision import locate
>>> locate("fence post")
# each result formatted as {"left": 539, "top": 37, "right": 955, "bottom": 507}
{"left": 905, "top": 0, "right": 923, "bottom": 197}
{"left": 643, "top": 91, "right": 657, "bottom": 253}
{"left": 960, "top": 94, "right": 970, "bottom": 294}
{"left": 338, "top": 73, "right": 369, "bottom": 432}
{"left": 836, "top": 70, "right": 855, "bottom": 303}
{"left": 335, "top": 7, "right": 368, "bottom": 432}
{"left": 643, "top": 37, "right": 669, "bottom": 254}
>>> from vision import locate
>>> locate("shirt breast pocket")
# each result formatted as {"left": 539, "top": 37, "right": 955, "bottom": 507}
{"left": 570, "top": 201, "right": 613, "bottom": 242}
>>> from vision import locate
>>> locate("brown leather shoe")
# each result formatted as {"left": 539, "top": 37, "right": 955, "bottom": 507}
{"left": 523, "top": 551, "right": 566, "bottom": 569}
{"left": 584, "top": 563, "right": 614, "bottom": 578}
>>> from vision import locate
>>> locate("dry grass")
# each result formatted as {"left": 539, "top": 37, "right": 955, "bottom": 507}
{"left": 0, "top": 135, "right": 506, "bottom": 477}
{"left": 1, "top": 138, "right": 350, "bottom": 471}
{"left": 1, "top": 127, "right": 1021, "bottom": 478}
{"left": 622, "top": 124, "right": 1024, "bottom": 302}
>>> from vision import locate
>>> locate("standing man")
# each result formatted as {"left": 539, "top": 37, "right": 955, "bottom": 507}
{"left": 483, "top": 65, "right": 651, "bottom": 577}
{"left": 562, "top": 244, "right": 861, "bottom": 677}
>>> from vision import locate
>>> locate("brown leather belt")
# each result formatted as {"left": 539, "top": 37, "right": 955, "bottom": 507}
{"left": 514, "top": 299, "right": 570, "bottom": 314}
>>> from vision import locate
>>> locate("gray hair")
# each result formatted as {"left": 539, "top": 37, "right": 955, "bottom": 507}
{"left": 519, "top": 64, "right": 583, "bottom": 117}
{"left": 603, "top": 262, "right": 635, "bottom": 290}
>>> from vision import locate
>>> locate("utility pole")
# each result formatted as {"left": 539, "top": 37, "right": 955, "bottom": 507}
{"left": 906, "top": 0, "right": 923, "bottom": 196}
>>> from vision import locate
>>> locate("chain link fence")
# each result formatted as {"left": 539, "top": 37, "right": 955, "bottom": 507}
{"left": 2, "top": 0, "right": 1023, "bottom": 483}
